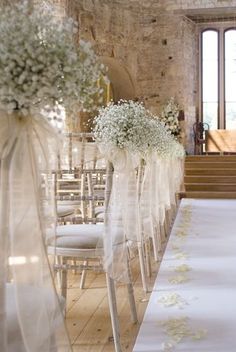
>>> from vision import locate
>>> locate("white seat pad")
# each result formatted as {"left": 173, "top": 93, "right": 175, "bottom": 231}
{"left": 54, "top": 224, "right": 104, "bottom": 249}
{"left": 57, "top": 205, "right": 75, "bottom": 217}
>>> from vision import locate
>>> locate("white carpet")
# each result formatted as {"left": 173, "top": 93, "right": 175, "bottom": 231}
{"left": 133, "top": 199, "right": 236, "bottom": 352}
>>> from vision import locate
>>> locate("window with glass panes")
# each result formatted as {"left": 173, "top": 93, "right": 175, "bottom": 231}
{"left": 200, "top": 25, "right": 236, "bottom": 130}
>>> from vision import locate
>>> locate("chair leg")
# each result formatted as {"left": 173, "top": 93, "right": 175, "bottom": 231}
{"left": 156, "top": 225, "right": 163, "bottom": 253}
{"left": 144, "top": 240, "right": 151, "bottom": 278}
{"left": 159, "top": 222, "right": 166, "bottom": 243}
{"left": 164, "top": 214, "right": 169, "bottom": 238}
{"left": 164, "top": 210, "right": 170, "bottom": 235}
{"left": 80, "top": 261, "right": 88, "bottom": 289}
{"left": 137, "top": 242, "right": 148, "bottom": 293}
{"left": 151, "top": 226, "right": 161, "bottom": 261}
{"left": 126, "top": 259, "right": 138, "bottom": 323}
{"left": 61, "top": 257, "right": 68, "bottom": 301}
{"left": 106, "top": 274, "right": 122, "bottom": 352}
{"left": 55, "top": 255, "right": 62, "bottom": 288}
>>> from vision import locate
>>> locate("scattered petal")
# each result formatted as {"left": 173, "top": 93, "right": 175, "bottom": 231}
{"left": 174, "top": 264, "right": 192, "bottom": 272}
{"left": 174, "top": 251, "right": 188, "bottom": 260}
{"left": 160, "top": 316, "right": 208, "bottom": 348}
{"left": 169, "top": 274, "right": 189, "bottom": 284}
{"left": 158, "top": 293, "right": 188, "bottom": 309}
{"left": 192, "top": 329, "right": 208, "bottom": 340}
{"left": 161, "top": 341, "right": 175, "bottom": 351}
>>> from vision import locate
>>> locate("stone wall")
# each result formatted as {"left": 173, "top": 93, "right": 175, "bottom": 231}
{"left": 65, "top": 0, "right": 201, "bottom": 152}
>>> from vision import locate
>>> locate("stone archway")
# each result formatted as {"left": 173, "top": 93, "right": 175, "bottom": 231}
{"left": 100, "top": 56, "right": 136, "bottom": 102}
{"left": 69, "top": 57, "right": 136, "bottom": 132}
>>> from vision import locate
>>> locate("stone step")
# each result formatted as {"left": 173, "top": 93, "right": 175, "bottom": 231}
{"left": 184, "top": 175, "right": 236, "bottom": 183}
{"left": 186, "top": 155, "right": 236, "bottom": 162}
{"left": 178, "top": 191, "right": 236, "bottom": 199}
{"left": 185, "top": 183, "right": 236, "bottom": 192}
{"left": 185, "top": 168, "right": 236, "bottom": 176}
{"left": 185, "top": 162, "right": 236, "bottom": 169}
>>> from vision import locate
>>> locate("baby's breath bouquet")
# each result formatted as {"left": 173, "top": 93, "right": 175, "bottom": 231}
{"left": 148, "top": 117, "right": 184, "bottom": 158}
{"left": 160, "top": 97, "right": 181, "bottom": 139}
{"left": 94, "top": 99, "right": 184, "bottom": 158}
{"left": 0, "top": 0, "right": 104, "bottom": 117}
{"left": 94, "top": 100, "right": 161, "bottom": 154}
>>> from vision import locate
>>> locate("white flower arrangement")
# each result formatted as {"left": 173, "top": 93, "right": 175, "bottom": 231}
{"left": 160, "top": 97, "right": 181, "bottom": 139}
{"left": 0, "top": 1, "right": 104, "bottom": 116}
{"left": 94, "top": 100, "right": 163, "bottom": 154}
{"left": 93, "top": 99, "right": 185, "bottom": 158}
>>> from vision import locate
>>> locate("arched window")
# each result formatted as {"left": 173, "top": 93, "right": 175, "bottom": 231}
{"left": 200, "top": 26, "right": 236, "bottom": 130}
{"left": 201, "top": 29, "right": 219, "bottom": 130}
{"left": 225, "top": 29, "right": 236, "bottom": 129}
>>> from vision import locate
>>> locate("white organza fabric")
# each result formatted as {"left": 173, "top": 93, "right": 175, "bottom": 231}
{"left": 98, "top": 146, "right": 184, "bottom": 283}
{"left": 59, "top": 134, "right": 105, "bottom": 170}
{"left": 140, "top": 151, "right": 184, "bottom": 243}
{"left": 0, "top": 111, "right": 71, "bottom": 352}
{"left": 97, "top": 147, "right": 141, "bottom": 282}
{"left": 139, "top": 152, "right": 162, "bottom": 241}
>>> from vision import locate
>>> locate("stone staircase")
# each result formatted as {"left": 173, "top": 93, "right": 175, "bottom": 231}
{"left": 181, "top": 155, "right": 236, "bottom": 199}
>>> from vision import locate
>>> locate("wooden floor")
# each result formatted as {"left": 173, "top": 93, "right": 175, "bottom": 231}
{"left": 64, "top": 254, "right": 162, "bottom": 351}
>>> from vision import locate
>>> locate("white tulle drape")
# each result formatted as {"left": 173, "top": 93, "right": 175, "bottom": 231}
{"left": 96, "top": 147, "right": 140, "bottom": 282}
{"left": 0, "top": 111, "right": 71, "bottom": 352}
{"left": 98, "top": 146, "right": 184, "bottom": 282}
{"left": 59, "top": 134, "right": 105, "bottom": 170}
{"left": 140, "top": 152, "right": 184, "bottom": 241}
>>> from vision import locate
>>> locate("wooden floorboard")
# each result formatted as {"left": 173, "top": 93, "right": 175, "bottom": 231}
{"left": 64, "top": 254, "right": 162, "bottom": 351}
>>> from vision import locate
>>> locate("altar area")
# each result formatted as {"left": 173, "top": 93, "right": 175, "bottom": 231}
{"left": 205, "top": 130, "right": 236, "bottom": 153}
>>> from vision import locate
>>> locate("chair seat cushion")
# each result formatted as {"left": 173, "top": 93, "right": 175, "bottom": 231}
{"left": 54, "top": 224, "right": 104, "bottom": 249}
{"left": 95, "top": 206, "right": 104, "bottom": 216}
{"left": 57, "top": 205, "right": 75, "bottom": 217}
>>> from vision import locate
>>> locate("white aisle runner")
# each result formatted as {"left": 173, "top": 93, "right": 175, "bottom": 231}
{"left": 133, "top": 199, "right": 236, "bottom": 352}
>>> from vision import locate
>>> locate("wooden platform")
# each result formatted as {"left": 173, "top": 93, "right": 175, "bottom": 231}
{"left": 205, "top": 129, "right": 236, "bottom": 153}
{"left": 182, "top": 155, "right": 236, "bottom": 198}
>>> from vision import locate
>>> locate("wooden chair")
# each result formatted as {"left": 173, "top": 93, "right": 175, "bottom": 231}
{"left": 193, "top": 121, "right": 209, "bottom": 155}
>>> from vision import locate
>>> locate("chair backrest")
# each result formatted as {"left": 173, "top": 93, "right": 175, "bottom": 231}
{"left": 58, "top": 132, "right": 105, "bottom": 171}
{"left": 193, "top": 121, "right": 210, "bottom": 154}
{"left": 55, "top": 133, "right": 107, "bottom": 224}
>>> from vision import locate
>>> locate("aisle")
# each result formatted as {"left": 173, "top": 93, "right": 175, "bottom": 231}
{"left": 133, "top": 199, "right": 236, "bottom": 352}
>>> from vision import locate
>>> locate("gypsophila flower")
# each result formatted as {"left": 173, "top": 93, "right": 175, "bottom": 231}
{"left": 0, "top": 1, "right": 104, "bottom": 117}
{"left": 159, "top": 97, "right": 181, "bottom": 139}
{"left": 94, "top": 100, "right": 164, "bottom": 154}
{"left": 93, "top": 99, "right": 185, "bottom": 158}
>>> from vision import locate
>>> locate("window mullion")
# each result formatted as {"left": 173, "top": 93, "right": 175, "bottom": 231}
{"left": 219, "top": 29, "right": 225, "bottom": 129}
